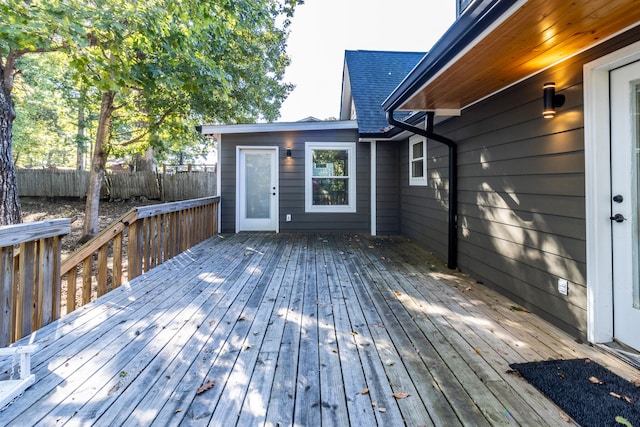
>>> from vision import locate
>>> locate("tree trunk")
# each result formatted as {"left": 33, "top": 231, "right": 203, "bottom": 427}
{"left": 0, "top": 78, "right": 21, "bottom": 225}
{"left": 81, "top": 91, "right": 115, "bottom": 241}
{"left": 75, "top": 97, "right": 86, "bottom": 170}
{"left": 134, "top": 146, "right": 156, "bottom": 172}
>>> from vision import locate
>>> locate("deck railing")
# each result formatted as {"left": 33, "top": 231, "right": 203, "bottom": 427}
{"left": 0, "top": 196, "right": 220, "bottom": 346}
{"left": 0, "top": 219, "right": 71, "bottom": 347}
{"left": 60, "top": 196, "right": 220, "bottom": 313}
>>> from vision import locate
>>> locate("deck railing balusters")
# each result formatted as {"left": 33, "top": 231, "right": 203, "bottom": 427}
{"left": 0, "top": 219, "right": 71, "bottom": 346}
{"left": 0, "top": 196, "right": 219, "bottom": 346}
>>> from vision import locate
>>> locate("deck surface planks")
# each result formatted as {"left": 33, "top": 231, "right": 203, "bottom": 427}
{"left": 1, "top": 233, "right": 639, "bottom": 426}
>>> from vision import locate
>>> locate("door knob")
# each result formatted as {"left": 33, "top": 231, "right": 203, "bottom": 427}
{"left": 610, "top": 213, "right": 626, "bottom": 223}
{"left": 613, "top": 195, "right": 624, "bottom": 203}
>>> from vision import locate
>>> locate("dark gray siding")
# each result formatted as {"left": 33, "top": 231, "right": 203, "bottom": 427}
{"left": 396, "top": 26, "right": 640, "bottom": 338}
{"left": 376, "top": 142, "right": 399, "bottom": 235}
{"left": 219, "top": 128, "right": 370, "bottom": 233}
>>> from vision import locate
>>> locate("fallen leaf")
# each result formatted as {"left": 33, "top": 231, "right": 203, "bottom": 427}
{"left": 615, "top": 416, "right": 633, "bottom": 426}
{"left": 371, "top": 399, "right": 377, "bottom": 407}
{"left": 197, "top": 380, "right": 216, "bottom": 395}
{"left": 510, "top": 306, "right": 530, "bottom": 313}
{"left": 559, "top": 411, "right": 571, "bottom": 422}
{"left": 609, "top": 392, "right": 632, "bottom": 403}
{"left": 506, "top": 369, "right": 521, "bottom": 376}
{"left": 351, "top": 331, "right": 358, "bottom": 335}
{"left": 392, "top": 392, "right": 410, "bottom": 399}
{"left": 588, "top": 376, "right": 604, "bottom": 385}
{"left": 394, "top": 291, "right": 402, "bottom": 296}
{"left": 474, "top": 348, "right": 481, "bottom": 355}
{"left": 361, "top": 388, "right": 369, "bottom": 395}
{"left": 378, "top": 407, "right": 387, "bottom": 413}
{"left": 632, "top": 379, "right": 640, "bottom": 387}
{"left": 119, "top": 371, "right": 127, "bottom": 377}
{"left": 175, "top": 409, "right": 182, "bottom": 414}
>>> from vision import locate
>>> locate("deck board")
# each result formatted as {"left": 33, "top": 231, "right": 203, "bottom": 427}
{"left": 1, "top": 233, "right": 639, "bottom": 426}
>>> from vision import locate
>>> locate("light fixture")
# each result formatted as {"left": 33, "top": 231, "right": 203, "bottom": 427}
{"left": 286, "top": 149, "right": 292, "bottom": 157}
{"left": 543, "top": 82, "right": 565, "bottom": 119}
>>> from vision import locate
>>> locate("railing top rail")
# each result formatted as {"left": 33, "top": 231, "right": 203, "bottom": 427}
{"left": 0, "top": 219, "right": 71, "bottom": 247}
{"left": 60, "top": 209, "right": 138, "bottom": 275}
{"left": 135, "top": 196, "right": 220, "bottom": 219}
{"left": 60, "top": 196, "right": 220, "bottom": 274}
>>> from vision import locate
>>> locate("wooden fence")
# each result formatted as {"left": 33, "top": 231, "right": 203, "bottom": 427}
{"left": 16, "top": 169, "right": 217, "bottom": 202}
{"left": 0, "top": 219, "right": 71, "bottom": 347}
{"left": 0, "top": 196, "right": 220, "bottom": 346}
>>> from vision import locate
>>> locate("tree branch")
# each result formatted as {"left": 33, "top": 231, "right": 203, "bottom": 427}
{"left": 115, "top": 108, "right": 174, "bottom": 147}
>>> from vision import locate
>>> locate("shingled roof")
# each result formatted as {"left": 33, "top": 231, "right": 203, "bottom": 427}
{"left": 340, "top": 50, "right": 425, "bottom": 137}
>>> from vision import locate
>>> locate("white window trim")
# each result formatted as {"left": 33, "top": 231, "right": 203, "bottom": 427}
{"left": 305, "top": 142, "right": 356, "bottom": 213}
{"left": 409, "top": 135, "right": 428, "bottom": 186}
{"left": 584, "top": 40, "right": 640, "bottom": 345}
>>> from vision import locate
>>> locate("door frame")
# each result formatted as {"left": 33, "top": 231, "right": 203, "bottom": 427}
{"left": 584, "top": 40, "right": 640, "bottom": 344}
{"left": 235, "top": 146, "right": 279, "bottom": 233}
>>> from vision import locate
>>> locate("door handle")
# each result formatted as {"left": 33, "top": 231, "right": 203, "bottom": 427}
{"left": 610, "top": 213, "right": 626, "bottom": 223}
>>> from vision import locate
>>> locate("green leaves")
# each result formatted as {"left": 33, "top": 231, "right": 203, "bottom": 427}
{"left": 6, "top": 0, "right": 304, "bottom": 167}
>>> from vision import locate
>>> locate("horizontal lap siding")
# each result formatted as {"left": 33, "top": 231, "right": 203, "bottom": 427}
{"left": 220, "top": 129, "right": 369, "bottom": 233}
{"left": 396, "top": 27, "right": 640, "bottom": 337}
{"left": 399, "top": 141, "right": 450, "bottom": 260}
{"left": 440, "top": 76, "right": 588, "bottom": 337}
{"left": 401, "top": 26, "right": 640, "bottom": 337}
{"left": 376, "top": 142, "right": 399, "bottom": 235}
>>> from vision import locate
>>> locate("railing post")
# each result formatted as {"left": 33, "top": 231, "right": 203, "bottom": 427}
{"left": 1, "top": 246, "right": 13, "bottom": 347}
{"left": 37, "top": 237, "right": 55, "bottom": 328}
{"left": 17, "top": 241, "right": 36, "bottom": 341}
{"left": 128, "top": 220, "right": 143, "bottom": 280}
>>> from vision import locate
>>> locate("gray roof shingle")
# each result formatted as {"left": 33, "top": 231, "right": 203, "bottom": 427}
{"left": 342, "top": 50, "right": 425, "bottom": 135}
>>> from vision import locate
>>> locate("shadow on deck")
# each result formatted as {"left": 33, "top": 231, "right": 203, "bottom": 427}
{"left": 1, "top": 233, "right": 638, "bottom": 426}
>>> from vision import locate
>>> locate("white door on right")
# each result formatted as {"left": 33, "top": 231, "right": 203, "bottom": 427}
{"left": 610, "top": 60, "right": 640, "bottom": 351}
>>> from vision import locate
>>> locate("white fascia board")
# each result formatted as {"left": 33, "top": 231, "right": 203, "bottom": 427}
{"left": 200, "top": 120, "right": 358, "bottom": 135}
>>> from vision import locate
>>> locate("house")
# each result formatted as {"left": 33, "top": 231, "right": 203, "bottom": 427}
{"left": 379, "top": 0, "right": 640, "bottom": 354}
{"left": 202, "top": 0, "right": 640, "bottom": 356}
{"left": 200, "top": 50, "right": 424, "bottom": 235}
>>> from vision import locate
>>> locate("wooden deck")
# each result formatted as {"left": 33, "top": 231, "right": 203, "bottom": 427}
{"left": 1, "top": 233, "right": 638, "bottom": 426}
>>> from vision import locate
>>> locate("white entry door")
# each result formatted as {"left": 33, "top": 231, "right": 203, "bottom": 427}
{"left": 610, "top": 61, "right": 640, "bottom": 351}
{"left": 237, "top": 147, "right": 278, "bottom": 232}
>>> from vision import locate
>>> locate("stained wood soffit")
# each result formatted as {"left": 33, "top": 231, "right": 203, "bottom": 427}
{"left": 400, "top": 0, "right": 640, "bottom": 111}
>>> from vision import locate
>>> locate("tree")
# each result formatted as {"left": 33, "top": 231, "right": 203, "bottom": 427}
{"left": 72, "top": 0, "right": 302, "bottom": 240}
{"left": 0, "top": 0, "right": 87, "bottom": 225}
{"left": 12, "top": 52, "right": 90, "bottom": 168}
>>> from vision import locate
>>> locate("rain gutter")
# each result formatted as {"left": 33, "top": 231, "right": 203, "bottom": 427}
{"left": 386, "top": 109, "right": 457, "bottom": 269}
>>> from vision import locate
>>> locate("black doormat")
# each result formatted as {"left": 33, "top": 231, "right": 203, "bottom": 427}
{"left": 509, "top": 359, "right": 640, "bottom": 426}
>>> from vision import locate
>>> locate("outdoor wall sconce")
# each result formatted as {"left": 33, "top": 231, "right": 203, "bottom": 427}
{"left": 543, "top": 82, "right": 565, "bottom": 119}
{"left": 286, "top": 149, "right": 292, "bottom": 157}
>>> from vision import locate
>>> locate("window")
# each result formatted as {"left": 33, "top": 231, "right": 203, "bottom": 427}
{"left": 305, "top": 142, "right": 356, "bottom": 213}
{"left": 409, "top": 135, "right": 427, "bottom": 186}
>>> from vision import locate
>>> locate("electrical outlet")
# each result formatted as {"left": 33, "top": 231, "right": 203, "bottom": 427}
{"left": 286, "top": 214, "right": 291, "bottom": 222}
{"left": 557, "top": 278, "right": 568, "bottom": 296}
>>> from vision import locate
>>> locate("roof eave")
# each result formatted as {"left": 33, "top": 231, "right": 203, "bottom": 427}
{"left": 382, "top": 0, "right": 517, "bottom": 112}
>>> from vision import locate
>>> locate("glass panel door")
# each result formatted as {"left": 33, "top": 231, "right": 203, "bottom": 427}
{"left": 610, "top": 61, "right": 640, "bottom": 351}
{"left": 238, "top": 148, "right": 278, "bottom": 231}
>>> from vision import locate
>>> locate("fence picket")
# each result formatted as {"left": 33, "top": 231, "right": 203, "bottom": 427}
{"left": 16, "top": 169, "right": 216, "bottom": 202}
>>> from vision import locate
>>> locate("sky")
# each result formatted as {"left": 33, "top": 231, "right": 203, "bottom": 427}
{"left": 277, "top": 0, "right": 457, "bottom": 123}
